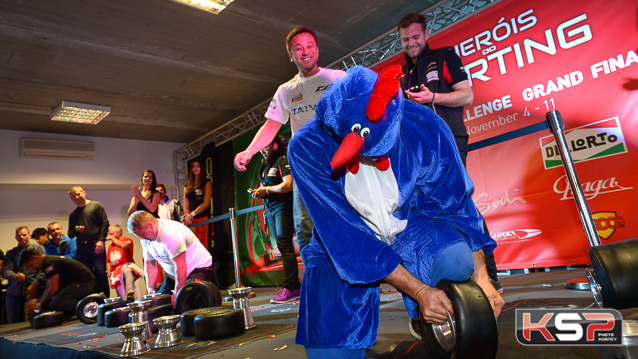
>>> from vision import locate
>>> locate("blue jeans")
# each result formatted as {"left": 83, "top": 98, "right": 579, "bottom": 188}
{"left": 265, "top": 202, "right": 300, "bottom": 291}
{"left": 76, "top": 243, "right": 109, "bottom": 296}
{"left": 293, "top": 181, "right": 313, "bottom": 266}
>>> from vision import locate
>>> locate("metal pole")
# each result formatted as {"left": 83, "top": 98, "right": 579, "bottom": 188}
{"left": 545, "top": 110, "right": 601, "bottom": 247}
{"left": 228, "top": 207, "right": 242, "bottom": 288}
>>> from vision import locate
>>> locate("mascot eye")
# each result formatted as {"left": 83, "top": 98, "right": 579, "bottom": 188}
{"left": 351, "top": 123, "right": 361, "bottom": 132}
{"left": 361, "top": 128, "right": 370, "bottom": 138}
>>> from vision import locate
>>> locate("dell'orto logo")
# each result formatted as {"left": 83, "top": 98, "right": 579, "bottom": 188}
{"left": 516, "top": 309, "right": 622, "bottom": 345}
{"left": 539, "top": 117, "right": 627, "bottom": 169}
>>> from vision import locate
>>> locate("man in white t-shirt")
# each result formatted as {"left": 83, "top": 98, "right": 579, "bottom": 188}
{"left": 127, "top": 210, "right": 213, "bottom": 303}
{"left": 233, "top": 26, "right": 346, "bottom": 288}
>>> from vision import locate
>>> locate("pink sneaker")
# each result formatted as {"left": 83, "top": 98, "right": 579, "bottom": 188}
{"left": 270, "top": 287, "right": 301, "bottom": 304}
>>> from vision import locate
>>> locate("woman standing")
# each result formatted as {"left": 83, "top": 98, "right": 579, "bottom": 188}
{"left": 250, "top": 135, "right": 300, "bottom": 304}
{"left": 127, "top": 169, "right": 161, "bottom": 218}
{"left": 183, "top": 159, "right": 213, "bottom": 249}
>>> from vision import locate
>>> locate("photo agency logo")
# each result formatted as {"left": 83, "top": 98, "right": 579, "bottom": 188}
{"left": 516, "top": 309, "right": 622, "bottom": 345}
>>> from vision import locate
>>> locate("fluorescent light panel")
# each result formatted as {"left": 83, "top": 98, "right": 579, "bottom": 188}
{"left": 51, "top": 101, "right": 110, "bottom": 125}
{"left": 170, "top": 0, "right": 234, "bottom": 14}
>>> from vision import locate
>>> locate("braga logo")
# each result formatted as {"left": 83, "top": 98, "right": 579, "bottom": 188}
{"left": 516, "top": 309, "right": 622, "bottom": 345}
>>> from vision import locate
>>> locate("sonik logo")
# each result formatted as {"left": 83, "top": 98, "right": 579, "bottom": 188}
{"left": 516, "top": 309, "right": 622, "bottom": 345}
{"left": 592, "top": 211, "right": 626, "bottom": 240}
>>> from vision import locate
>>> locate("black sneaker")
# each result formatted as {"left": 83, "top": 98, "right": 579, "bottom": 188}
{"left": 409, "top": 318, "right": 423, "bottom": 341}
{"left": 126, "top": 293, "right": 135, "bottom": 302}
{"left": 490, "top": 278, "right": 504, "bottom": 293}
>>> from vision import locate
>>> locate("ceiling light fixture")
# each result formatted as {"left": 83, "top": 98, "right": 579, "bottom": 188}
{"left": 51, "top": 101, "right": 110, "bottom": 125}
{"left": 169, "top": 0, "right": 234, "bottom": 14}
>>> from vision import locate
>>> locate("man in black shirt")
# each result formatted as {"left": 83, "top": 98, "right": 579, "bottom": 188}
{"left": 20, "top": 249, "right": 95, "bottom": 315}
{"left": 68, "top": 186, "right": 110, "bottom": 296}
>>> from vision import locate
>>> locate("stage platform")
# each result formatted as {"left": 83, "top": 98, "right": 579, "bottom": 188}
{"left": 0, "top": 268, "right": 609, "bottom": 358}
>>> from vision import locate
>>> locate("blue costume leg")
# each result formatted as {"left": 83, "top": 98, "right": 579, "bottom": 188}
{"left": 306, "top": 348, "right": 366, "bottom": 358}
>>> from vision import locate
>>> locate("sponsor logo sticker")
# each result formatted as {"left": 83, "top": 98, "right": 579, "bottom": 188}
{"left": 516, "top": 308, "right": 622, "bottom": 345}
{"left": 592, "top": 211, "right": 626, "bottom": 240}
{"left": 291, "top": 92, "right": 303, "bottom": 103}
{"left": 539, "top": 117, "right": 627, "bottom": 169}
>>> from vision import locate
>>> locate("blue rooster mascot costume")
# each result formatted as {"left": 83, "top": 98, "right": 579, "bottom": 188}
{"left": 288, "top": 65, "right": 497, "bottom": 354}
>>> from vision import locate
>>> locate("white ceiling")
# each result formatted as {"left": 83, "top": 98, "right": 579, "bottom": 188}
{"left": 0, "top": 0, "right": 437, "bottom": 143}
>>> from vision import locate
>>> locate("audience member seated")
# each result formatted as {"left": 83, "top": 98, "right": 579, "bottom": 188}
{"left": 106, "top": 224, "right": 143, "bottom": 301}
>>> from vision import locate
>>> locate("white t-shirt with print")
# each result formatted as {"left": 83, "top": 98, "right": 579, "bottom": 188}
{"left": 265, "top": 68, "right": 346, "bottom": 134}
{"left": 140, "top": 219, "right": 212, "bottom": 279}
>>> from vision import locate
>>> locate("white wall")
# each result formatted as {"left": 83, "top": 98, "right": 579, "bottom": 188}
{"left": 0, "top": 129, "right": 184, "bottom": 272}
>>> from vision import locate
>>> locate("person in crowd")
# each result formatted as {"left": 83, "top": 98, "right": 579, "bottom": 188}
{"left": 249, "top": 135, "right": 301, "bottom": 303}
{"left": 233, "top": 26, "right": 347, "bottom": 266}
{"left": 128, "top": 169, "right": 161, "bottom": 218}
{"left": 127, "top": 210, "right": 213, "bottom": 303}
{"left": 397, "top": 13, "right": 502, "bottom": 308}
{"left": 106, "top": 224, "right": 142, "bottom": 301}
{"left": 68, "top": 186, "right": 110, "bottom": 296}
{"left": 183, "top": 159, "right": 212, "bottom": 248}
{"left": 31, "top": 227, "right": 49, "bottom": 246}
{"left": 4, "top": 226, "right": 46, "bottom": 323}
{"left": 20, "top": 249, "right": 95, "bottom": 317}
{"left": 157, "top": 183, "right": 182, "bottom": 221}
{"left": 287, "top": 65, "right": 503, "bottom": 358}
{"left": 48, "top": 221, "right": 76, "bottom": 259}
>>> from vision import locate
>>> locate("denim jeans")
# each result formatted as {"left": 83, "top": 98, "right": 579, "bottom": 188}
{"left": 293, "top": 181, "right": 313, "bottom": 266}
{"left": 265, "top": 201, "right": 300, "bottom": 290}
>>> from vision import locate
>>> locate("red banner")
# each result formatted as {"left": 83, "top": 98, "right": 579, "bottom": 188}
{"left": 377, "top": 0, "right": 638, "bottom": 269}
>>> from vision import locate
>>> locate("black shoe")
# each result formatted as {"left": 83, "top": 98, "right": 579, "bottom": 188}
{"left": 490, "top": 278, "right": 504, "bottom": 293}
{"left": 126, "top": 293, "right": 135, "bottom": 302}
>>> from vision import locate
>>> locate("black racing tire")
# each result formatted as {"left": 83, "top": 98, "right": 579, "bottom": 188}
{"left": 421, "top": 280, "right": 498, "bottom": 359}
{"left": 137, "top": 294, "right": 172, "bottom": 307}
{"left": 147, "top": 304, "right": 175, "bottom": 333}
{"left": 194, "top": 308, "right": 245, "bottom": 340}
{"left": 180, "top": 307, "right": 230, "bottom": 337}
{"left": 97, "top": 299, "right": 129, "bottom": 326}
{"left": 76, "top": 293, "right": 106, "bottom": 324}
{"left": 32, "top": 311, "right": 65, "bottom": 329}
{"left": 588, "top": 237, "right": 638, "bottom": 309}
{"left": 175, "top": 281, "right": 222, "bottom": 314}
{"left": 104, "top": 307, "right": 132, "bottom": 328}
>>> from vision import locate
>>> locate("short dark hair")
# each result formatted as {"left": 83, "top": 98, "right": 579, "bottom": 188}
{"left": 268, "top": 134, "right": 289, "bottom": 153}
{"left": 18, "top": 248, "right": 43, "bottom": 267}
{"left": 398, "top": 13, "right": 427, "bottom": 32}
{"left": 32, "top": 227, "right": 48, "bottom": 239}
{"left": 156, "top": 183, "right": 166, "bottom": 190}
{"left": 286, "top": 26, "right": 317, "bottom": 53}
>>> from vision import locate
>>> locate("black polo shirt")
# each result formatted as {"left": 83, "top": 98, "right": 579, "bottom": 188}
{"left": 42, "top": 255, "right": 95, "bottom": 289}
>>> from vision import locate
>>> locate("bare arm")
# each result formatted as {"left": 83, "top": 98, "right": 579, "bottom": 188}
{"left": 38, "top": 274, "right": 60, "bottom": 309}
{"left": 384, "top": 264, "right": 453, "bottom": 325}
{"left": 127, "top": 195, "right": 139, "bottom": 216}
{"left": 470, "top": 249, "right": 504, "bottom": 318}
{"left": 252, "top": 174, "right": 293, "bottom": 199}
{"left": 234, "top": 119, "right": 283, "bottom": 171}
{"left": 405, "top": 80, "right": 473, "bottom": 108}
{"left": 137, "top": 192, "right": 161, "bottom": 214}
{"left": 172, "top": 251, "right": 188, "bottom": 295}
{"left": 144, "top": 258, "right": 158, "bottom": 294}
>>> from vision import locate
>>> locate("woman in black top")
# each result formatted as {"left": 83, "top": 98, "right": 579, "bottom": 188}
{"left": 183, "top": 159, "right": 212, "bottom": 248}
{"left": 250, "top": 135, "right": 301, "bottom": 303}
{"left": 127, "top": 169, "right": 161, "bottom": 218}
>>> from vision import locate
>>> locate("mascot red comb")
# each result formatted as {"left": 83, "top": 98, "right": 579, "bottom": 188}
{"left": 288, "top": 65, "right": 502, "bottom": 356}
